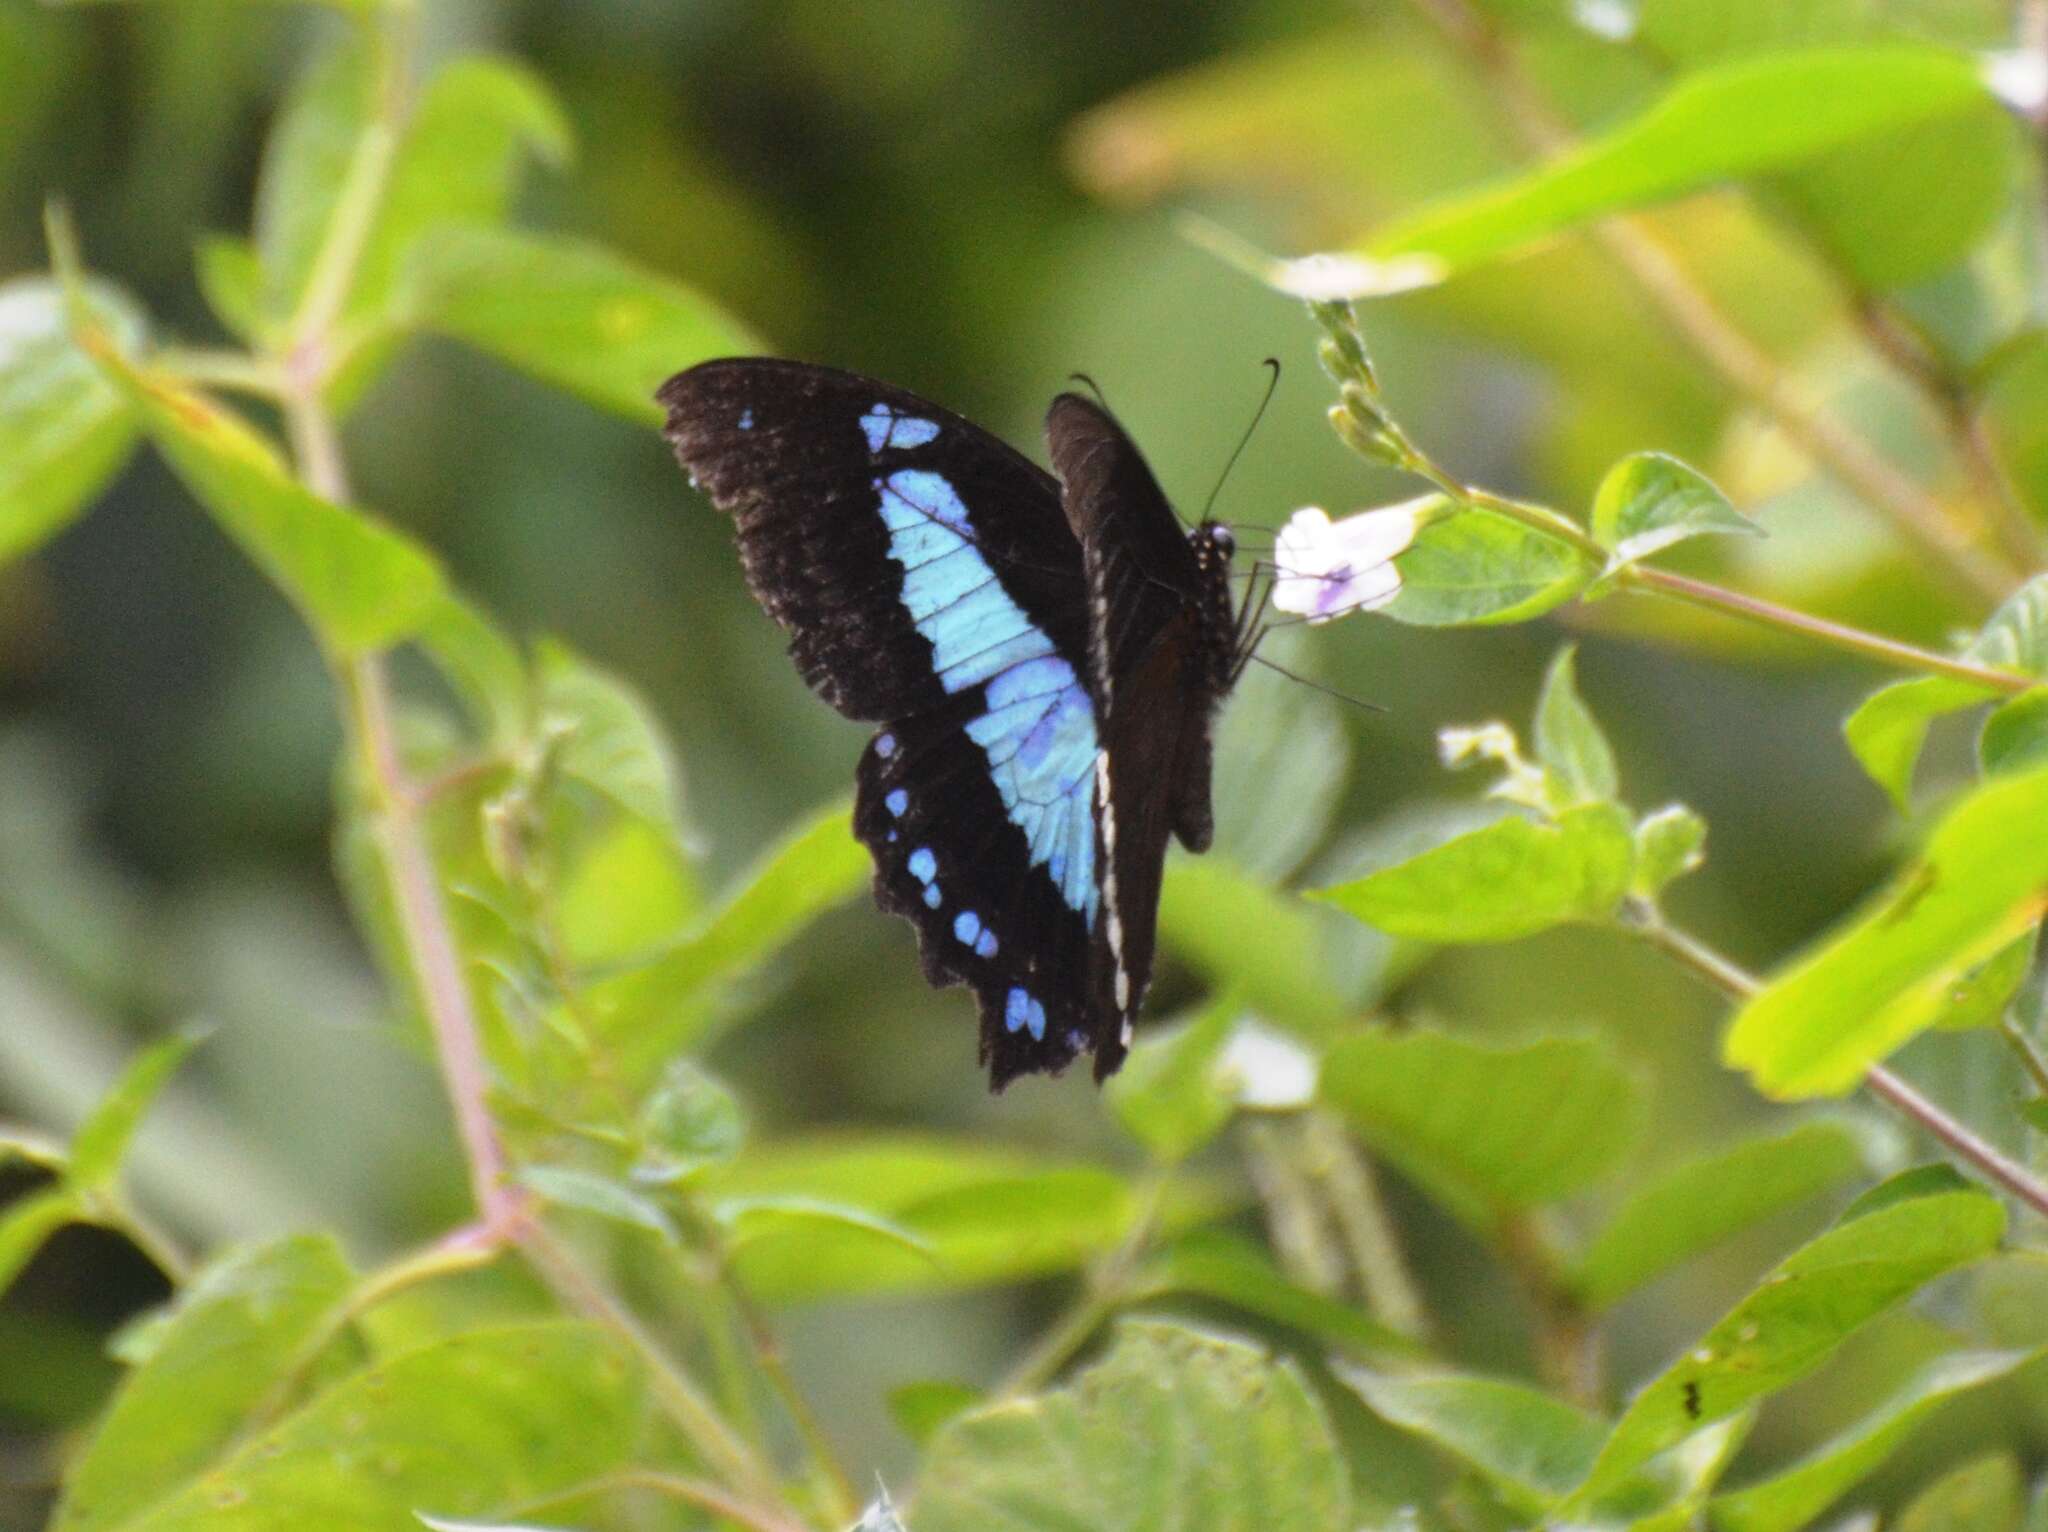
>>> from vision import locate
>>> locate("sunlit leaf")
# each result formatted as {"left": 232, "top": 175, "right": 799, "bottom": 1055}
{"left": 1724, "top": 766, "right": 2048, "bottom": 1095}
{"left": 1932, "top": 930, "right": 2034, "bottom": 1031}
{"left": 1321, "top": 1029, "right": 1642, "bottom": 1228}
{"left": 67, "top": 1027, "right": 204, "bottom": 1191}
{"left": 1384, "top": 507, "right": 1591, "bottom": 626}
{"left": 1632, "top": 803, "right": 1708, "bottom": 897}
{"left": 1570, "top": 1119, "right": 1868, "bottom": 1308}
{"left": 1589, "top": 452, "right": 1759, "bottom": 589}
{"left": 1533, "top": 644, "right": 1619, "bottom": 805}
{"left": 916, "top": 1321, "right": 1350, "bottom": 1532}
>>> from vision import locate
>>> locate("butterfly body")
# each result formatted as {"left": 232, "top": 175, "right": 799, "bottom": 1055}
{"left": 659, "top": 358, "right": 1237, "bottom": 1087}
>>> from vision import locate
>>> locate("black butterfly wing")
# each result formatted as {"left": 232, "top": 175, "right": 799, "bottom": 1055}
{"left": 661, "top": 358, "right": 1113, "bottom": 1087}
{"left": 1046, "top": 393, "right": 1236, "bottom": 1079}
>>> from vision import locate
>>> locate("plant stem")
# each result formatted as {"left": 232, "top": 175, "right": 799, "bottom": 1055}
{"left": 2000, "top": 1015, "right": 2048, "bottom": 1099}
{"left": 1499, "top": 1211, "right": 1602, "bottom": 1410}
{"left": 1631, "top": 913, "right": 2048, "bottom": 1220}
{"left": 1403, "top": 0, "right": 2022, "bottom": 608}
{"left": 1302, "top": 1111, "right": 1431, "bottom": 1338}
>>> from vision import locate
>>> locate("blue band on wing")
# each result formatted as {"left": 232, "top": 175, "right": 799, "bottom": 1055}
{"left": 878, "top": 469, "right": 1098, "bottom": 925}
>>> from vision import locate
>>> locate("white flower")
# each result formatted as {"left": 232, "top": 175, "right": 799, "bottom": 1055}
{"left": 1270, "top": 500, "right": 1424, "bottom": 623}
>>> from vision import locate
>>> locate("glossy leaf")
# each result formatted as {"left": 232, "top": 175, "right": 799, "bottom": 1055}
{"left": 1316, "top": 802, "right": 1633, "bottom": 942}
{"left": 1590, "top": 452, "right": 1758, "bottom": 584}
{"left": 916, "top": 1320, "right": 1350, "bottom": 1532}
{"left": 1369, "top": 48, "right": 1996, "bottom": 277}
{"left": 53, "top": 1234, "right": 356, "bottom": 1532}
{"left": 1534, "top": 644, "right": 1619, "bottom": 805}
{"left": 1725, "top": 767, "right": 2048, "bottom": 1095}
{"left": 1710, "top": 1349, "right": 2037, "bottom": 1532}
{"left": 0, "top": 278, "right": 143, "bottom": 564}
{"left": 1383, "top": 507, "right": 1590, "bottom": 626}
{"left": 67, "top": 1028, "right": 203, "bottom": 1191}
{"left": 1574, "top": 1186, "right": 2005, "bottom": 1502}
{"left": 408, "top": 227, "right": 759, "bottom": 424}
{"left": 1570, "top": 1119, "right": 1868, "bottom": 1308}
{"left": 1321, "top": 1029, "right": 1642, "bottom": 1227}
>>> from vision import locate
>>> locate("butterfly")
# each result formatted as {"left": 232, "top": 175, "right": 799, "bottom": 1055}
{"left": 658, "top": 358, "right": 1247, "bottom": 1088}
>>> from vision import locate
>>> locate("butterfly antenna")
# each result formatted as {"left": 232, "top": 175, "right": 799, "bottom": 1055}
{"left": 1198, "top": 357, "right": 1282, "bottom": 528}
{"left": 1067, "top": 371, "right": 1109, "bottom": 409}
{"left": 1246, "top": 652, "right": 1388, "bottom": 715}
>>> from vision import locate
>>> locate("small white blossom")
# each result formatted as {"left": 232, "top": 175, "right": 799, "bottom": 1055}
{"left": 1269, "top": 250, "right": 1443, "bottom": 300}
{"left": 1217, "top": 1021, "right": 1318, "bottom": 1109}
{"left": 1271, "top": 501, "right": 1423, "bottom": 623}
{"left": 1986, "top": 50, "right": 2048, "bottom": 116}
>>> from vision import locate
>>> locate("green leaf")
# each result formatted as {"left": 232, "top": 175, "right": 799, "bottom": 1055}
{"left": 1981, "top": 691, "right": 2048, "bottom": 779}
{"left": 1933, "top": 930, "right": 2034, "bottom": 1031}
{"left": 633, "top": 1058, "right": 743, "bottom": 1185}
{"left": 408, "top": 227, "right": 760, "bottom": 423}
{"left": 1632, "top": 804, "right": 1708, "bottom": 898}
{"left": 253, "top": 32, "right": 373, "bottom": 324}
{"left": 0, "top": 1186, "right": 79, "bottom": 1300}
{"left": 916, "top": 1320, "right": 1350, "bottom": 1532}
{"left": 95, "top": 352, "right": 443, "bottom": 655}
{"left": 534, "top": 638, "right": 685, "bottom": 836}
{"left": 1534, "top": 644, "right": 1619, "bottom": 805}
{"left": 1336, "top": 1363, "right": 1606, "bottom": 1516}
{"left": 1724, "top": 767, "right": 2048, "bottom": 1095}
{"left": 1105, "top": 992, "right": 1241, "bottom": 1163}
{"left": 1844, "top": 676, "right": 1993, "bottom": 812}
{"left": 1320, "top": 1029, "right": 1642, "bottom": 1228}
{"left": 1315, "top": 802, "right": 1634, "bottom": 942}
{"left": 1590, "top": 452, "right": 1759, "bottom": 584}
{"left": 81, "top": 1322, "right": 641, "bottom": 1530}
{"left": 1158, "top": 857, "right": 1349, "bottom": 1033}
{"left": 67, "top": 1028, "right": 204, "bottom": 1191}
{"left": 1369, "top": 47, "right": 1997, "bottom": 278}
{"left": 52, "top": 1234, "right": 356, "bottom": 1532}
{"left": 1896, "top": 1454, "right": 2025, "bottom": 1532}
{"left": 1573, "top": 1186, "right": 2005, "bottom": 1504}
{"left": 412, "top": 591, "right": 528, "bottom": 741}
{"left": 516, "top": 1165, "right": 681, "bottom": 1246}
{"left": 1383, "top": 507, "right": 1590, "bottom": 626}
{"left": 888, "top": 1380, "right": 983, "bottom": 1446}
{"left": 1710, "top": 1349, "right": 2037, "bottom": 1532}
{"left": 1133, "top": 1231, "right": 1419, "bottom": 1359}
{"left": 711, "top": 1194, "right": 935, "bottom": 1266}
{"left": 0, "top": 278, "right": 143, "bottom": 565}
{"left": 193, "top": 236, "right": 265, "bottom": 344}
{"left": 1570, "top": 1119, "right": 1869, "bottom": 1309}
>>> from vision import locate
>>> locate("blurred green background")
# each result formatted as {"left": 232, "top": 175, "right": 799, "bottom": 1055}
{"left": 4, "top": 0, "right": 2041, "bottom": 1524}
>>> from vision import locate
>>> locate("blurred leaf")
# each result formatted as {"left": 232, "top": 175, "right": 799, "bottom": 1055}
{"left": 555, "top": 814, "right": 705, "bottom": 968}
{"left": 1572, "top": 1186, "right": 2005, "bottom": 1504}
{"left": 1932, "top": 930, "right": 2033, "bottom": 1030}
{"left": 633, "top": 1058, "right": 743, "bottom": 1185}
{"left": 1980, "top": 690, "right": 2048, "bottom": 778}
{"left": 1368, "top": 48, "right": 1996, "bottom": 277}
{"left": 1631, "top": 803, "right": 1708, "bottom": 898}
{"left": 1209, "top": 637, "right": 1349, "bottom": 881}
{"left": 1316, "top": 803, "right": 1633, "bottom": 942}
{"left": 1844, "top": 676, "right": 1995, "bottom": 811}
{"left": 1336, "top": 1363, "right": 1605, "bottom": 1516}
{"left": 349, "top": 56, "right": 572, "bottom": 329}
{"left": 535, "top": 638, "right": 685, "bottom": 836}
{"left": 0, "top": 1186, "right": 80, "bottom": 1299}
{"left": 1384, "top": 508, "right": 1590, "bottom": 626}
{"left": 517, "top": 1164, "right": 681, "bottom": 1246}
{"left": 408, "top": 227, "right": 759, "bottom": 424}
{"left": 916, "top": 1320, "right": 1349, "bottom": 1532}
{"left": 0, "top": 278, "right": 143, "bottom": 565}
{"left": 80, "top": 1322, "right": 640, "bottom": 1530}
{"left": 1533, "top": 644, "right": 1619, "bottom": 805}
{"left": 711, "top": 1195, "right": 934, "bottom": 1265}
{"left": 0, "top": 1125, "right": 67, "bottom": 1172}
{"left": 68, "top": 1027, "right": 203, "bottom": 1191}
{"left": 414, "top": 592, "right": 528, "bottom": 742}
{"left": 888, "top": 1380, "right": 982, "bottom": 1446}
{"left": 1105, "top": 992, "right": 1240, "bottom": 1163}
{"left": 1320, "top": 1030, "right": 1641, "bottom": 1228}
{"left": 1569, "top": 1119, "right": 1868, "bottom": 1308}
{"left": 1895, "top": 1454, "right": 2025, "bottom": 1532}
{"left": 1724, "top": 766, "right": 2048, "bottom": 1096}
{"left": 193, "top": 236, "right": 264, "bottom": 344}
{"left": 1589, "top": 452, "right": 1758, "bottom": 588}
{"left": 1133, "top": 1230, "right": 1418, "bottom": 1358}
{"left": 1158, "top": 857, "right": 1349, "bottom": 1034}
{"left": 254, "top": 31, "right": 372, "bottom": 325}
{"left": 1710, "top": 1349, "right": 2037, "bottom": 1532}
{"left": 52, "top": 1234, "right": 355, "bottom": 1532}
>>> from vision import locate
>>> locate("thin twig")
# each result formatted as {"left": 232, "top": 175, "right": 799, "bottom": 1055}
{"left": 1302, "top": 1111, "right": 1431, "bottom": 1339}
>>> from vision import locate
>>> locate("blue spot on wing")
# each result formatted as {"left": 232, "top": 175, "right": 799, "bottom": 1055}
{"left": 908, "top": 846, "right": 937, "bottom": 883}
{"left": 885, "top": 788, "right": 908, "bottom": 817}
{"left": 1004, "top": 987, "right": 1047, "bottom": 1040}
{"left": 975, "top": 929, "right": 998, "bottom": 959}
{"left": 878, "top": 469, "right": 1099, "bottom": 925}
{"left": 862, "top": 403, "right": 941, "bottom": 453}
{"left": 954, "top": 910, "right": 981, "bottom": 945}
{"left": 738, "top": 408, "right": 754, "bottom": 430}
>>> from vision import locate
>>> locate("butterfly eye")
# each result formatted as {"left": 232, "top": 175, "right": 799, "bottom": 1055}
{"left": 1208, "top": 526, "right": 1235, "bottom": 559}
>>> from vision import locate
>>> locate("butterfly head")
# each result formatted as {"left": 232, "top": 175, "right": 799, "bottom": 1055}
{"left": 1188, "top": 521, "right": 1240, "bottom": 695}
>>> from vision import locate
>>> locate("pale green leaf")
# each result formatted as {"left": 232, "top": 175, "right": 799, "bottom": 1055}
{"left": 412, "top": 590, "right": 528, "bottom": 742}
{"left": 1570, "top": 1119, "right": 1868, "bottom": 1308}
{"left": 68, "top": 1028, "right": 203, "bottom": 1191}
{"left": 516, "top": 1165, "right": 681, "bottom": 1246}
{"left": 254, "top": 33, "right": 372, "bottom": 324}
{"left": 1315, "top": 802, "right": 1633, "bottom": 942}
{"left": 711, "top": 1194, "right": 935, "bottom": 1265}
{"left": 52, "top": 1234, "right": 356, "bottom": 1532}
{"left": 1534, "top": 644, "right": 1619, "bottom": 805}
{"left": 1724, "top": 767, "right": 2048, "bottom": 1095}
{"left": 1321, "top": 1029, "right": 1642, "bottom": 1227}
{"left": 534, "top": 638, "right": 684, "bottom": 835}
{"left": 1632, "top": 803, "right": 1708, "bottom": 897}
{"left": 1590, "top": 452, "right": 1759, "bottom": 584}
{"left": 916, "top": 1320, "right": 1350, "bottom": 1532}
{"left": 1710, "top": 1349, "right": 2037, "bottom": 1532}
{"left": 632, "top": 1058, "right": 743, "bottom": 1185}
{"left": 1573, "top": 1187, "right": 2005, "bottom": 1503}
{"left": 0, "top": 278, "right": 142, "bottom": 564}
{"left": 888, "top": 1381, "right": 983, "bottom": 1447}
{"left": 1383, "top": 507, "right": 1591, "bottom": 626}
{"left": 1896, "top": 1454, "right": 2025, "bottom": 1532}
{"left": 1133, "top": 1230, "right": 1419, "bottom": 1359}
{"left": 1844, "top": 676, "right": 1993, "bottom": 812}
{"left": 1105, "top": 993, "right": 1241, "bottom": 1163}
{"left": 1980, "top": 691, "right": 2048, "bottom": 778}
{"left": 1932, "top": 930, "right": 2033, "bottom": 1031}
{"left": 192, "top": 236, "right": 264, "bottom": 343}
{"left": 1158, "top": 856, "right": 1349, "bottom": 1034}
{"left": 1369, "top": 47, "right": 1997, "bottom": 277}
{"left": 408, "top": 227, "right": 760, "bottom": 423}
{"left": 0, "top": 1187, "right": 79, "bottom": 1301}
